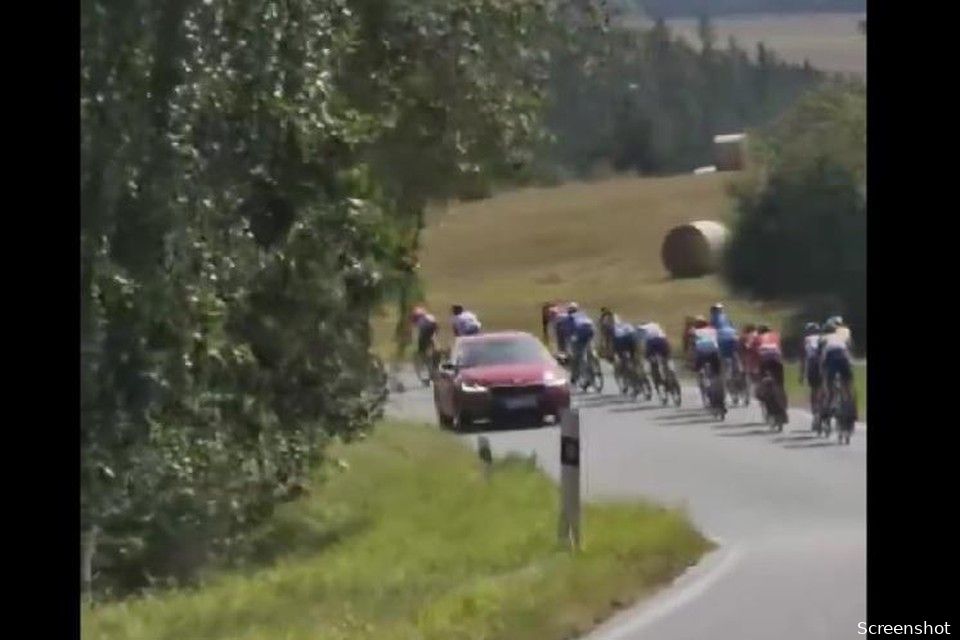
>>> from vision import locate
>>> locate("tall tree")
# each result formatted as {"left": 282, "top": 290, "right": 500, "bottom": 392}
{"left": 81, "top": 0, "right": 559, "bottom": 597}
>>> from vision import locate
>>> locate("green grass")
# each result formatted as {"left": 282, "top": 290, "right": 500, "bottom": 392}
{"left": 83, "top": 422, "right": 713, "bottom": 640}
{"left": 375, "top": 172, "right": 795, "bottom": 358}
{"left": 784, "top": 362, "right": 867, "bottom": 420}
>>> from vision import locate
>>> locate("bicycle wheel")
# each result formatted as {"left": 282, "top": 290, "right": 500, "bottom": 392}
{"left": 614, "top": 360, "right": 628, "bottom": 395}
{"left": 591, "top": 352, "right": 605, "bottom": 393}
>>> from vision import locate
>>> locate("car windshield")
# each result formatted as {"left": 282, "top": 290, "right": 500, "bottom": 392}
{"left": 456, "top": 337, "right": 552, "bottom": 368}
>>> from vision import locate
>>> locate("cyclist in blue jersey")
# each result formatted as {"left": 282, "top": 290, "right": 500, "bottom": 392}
{"left": 709, "top": 303, "right": 732, "bottom": 330}
{"left": 565, "top": 303, "right": 596, "bottom": 384}
{"left": 599, "top": 308, "right": 641, "bottom": 370}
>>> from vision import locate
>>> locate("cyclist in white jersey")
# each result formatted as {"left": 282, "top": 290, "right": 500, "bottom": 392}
{"left": 798, "top": 322, "right": 823, "bottom": 419}
{"left": 818, "top": 317, "right": 856, "bottom": 420}
{"left": 450, "top": 304, "right": 482, "bottom": 337}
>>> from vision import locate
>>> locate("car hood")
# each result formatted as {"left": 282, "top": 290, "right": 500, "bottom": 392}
{"left": 460, "top": 363, "right": 560, "bottom": 387}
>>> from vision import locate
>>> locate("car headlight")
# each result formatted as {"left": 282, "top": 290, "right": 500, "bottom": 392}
{"left": 460, "top": 381, "right": 488, "bottom": 393}
{"left": 544, "top": 371, "right": 568, "bottom": 387}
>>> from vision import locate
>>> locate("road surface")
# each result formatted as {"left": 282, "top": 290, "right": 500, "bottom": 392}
{"left": 387, "top": 367, "right": 866, "bottom": 640}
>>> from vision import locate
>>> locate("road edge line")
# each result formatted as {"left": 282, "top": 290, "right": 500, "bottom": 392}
{"left": 581, "top": 535, "right": 743, "bottom": 640}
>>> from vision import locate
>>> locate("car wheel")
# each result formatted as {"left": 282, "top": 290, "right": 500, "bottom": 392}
{"left": 453, "top": 410, "right": 473, "bottom": 432}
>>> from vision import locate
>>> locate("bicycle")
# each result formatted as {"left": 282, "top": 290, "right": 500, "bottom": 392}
{"left": 756, "top": 371, "right": 787, "bottom": 432}
{"left": 650, "top": 355, "right": 681, "bottom": 407}
{"left": 824, "top": 376, "right": 856, "bottom": 444}
{"left": 617, "top": 354, "right": 652, "bottom": 400}
{"left": 703, "top": 362, "right": 726, "bottom": 420}
{"left": 573, "top": 342, "right": 604, "bottom": 393}
{"left": 722, "top": 356, "right": 749, "bottom": 407}
{"left": 583, "top": 347, "right": 605, "bottom": 393}
{"left": 413, "top": 341, "right": 440, "bottom": 387}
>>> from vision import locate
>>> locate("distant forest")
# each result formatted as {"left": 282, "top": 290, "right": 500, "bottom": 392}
{"left": 616, "top": 0, "right": 866, "bottom": 18}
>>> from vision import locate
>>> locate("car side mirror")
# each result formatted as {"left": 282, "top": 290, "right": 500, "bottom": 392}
{"left": 438, "top": 362, "right": 458, "bottom": 376}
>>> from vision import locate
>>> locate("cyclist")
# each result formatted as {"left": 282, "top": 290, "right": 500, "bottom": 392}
{"left": 740, "top": 323, "right": 760, "bottom": 385}
{"left": 709, "top": 302, "right": 732, "bottom": 331}
{"left": 827, "top": 315, "right": 853, "bottom": 352}
{"left": 798, "top": 322, "right": 823, "bottom": 421}
{"left": 691, "top": 316, "right": 722, "bottom": 400}
{"left": 597, "top": 307, "right": 624, "bottom": 363}
{"left": 637, "top": 320, "right": 673, "bottom": 385}
{"left": 410, "top": 306, "right": 438, "bottom": 359}
{"left": 564, "top": 303, "right": 596, "bottom": 383}
{"left": 818, "top": 317, "right": 856, "bottom": 421}
{"left": 542, "top": 301, "right": 570, "bottom": 349}
{"left": 599, "top": 308, "right": 641, "bottom": 374}
{"left": 756, "top": 324, "right": 787, "bottom": 420}
{"left": 450, "top": 304, "right": 482, "bottom": 337}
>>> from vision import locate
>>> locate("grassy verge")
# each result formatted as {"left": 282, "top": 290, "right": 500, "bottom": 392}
{"left": 784, "top": 362, "right": 867, "bottom": 420}
{"left": 374, "top": 172, "right": 794, "bottom": 361}
{"left": 84, "top": 421, "right": 713, "bottom": 640}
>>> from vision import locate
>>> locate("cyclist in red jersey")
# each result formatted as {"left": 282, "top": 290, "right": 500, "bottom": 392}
{"left": 740, "top": 323, "right": 760, "bottom": 382}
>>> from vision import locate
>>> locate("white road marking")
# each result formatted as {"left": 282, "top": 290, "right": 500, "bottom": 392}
{"left": 584, "top": 538, "right": 744, "bottom": 640}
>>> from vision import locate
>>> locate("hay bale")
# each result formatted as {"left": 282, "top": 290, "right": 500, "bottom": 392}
{"left": 660, "top": 220, "right": 730, "bottom": 278}
{"left": 713, "top": 133, "right": 747, "bottom": 171}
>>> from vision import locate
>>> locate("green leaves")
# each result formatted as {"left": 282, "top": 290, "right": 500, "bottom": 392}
{"left": 724, "top": 84, "right": 866, "bottom": 351}
{"left": 82, "top": 0, "right": 556, "bottom": 598}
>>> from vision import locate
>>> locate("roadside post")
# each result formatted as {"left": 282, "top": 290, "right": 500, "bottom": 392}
{"left": 557, "top": 408, "right": 581, "bottom": 550}
{"left": 477, "top": 436, "right": 493, "bottom": 482}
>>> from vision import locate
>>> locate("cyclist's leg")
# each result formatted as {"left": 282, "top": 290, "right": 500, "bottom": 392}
{"left": 824, "top": 355, "right": 838, "bottom": 410}
{"left": 840, "top": 355, "right": 856, "bottom": 418}
{"left": 416, "top": 332, "right": 428, "bottom": 362}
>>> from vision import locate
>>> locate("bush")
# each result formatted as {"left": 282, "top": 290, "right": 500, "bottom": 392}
{"left": 723, "top": 83, "right": 866, "bottom": 353}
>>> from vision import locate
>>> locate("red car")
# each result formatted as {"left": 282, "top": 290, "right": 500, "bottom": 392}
{"left": 433, "top": 331, "right": 572, "bottom": 430}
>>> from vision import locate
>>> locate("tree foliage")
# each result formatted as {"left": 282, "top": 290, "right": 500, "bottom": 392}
{"left": 533, "top": 15, "right": 824, "bottom": 179}
{"left": 81, "top": 0, "right": 562, "bottom": 597}
{"left": 614, "top": 0, "right": 865, "bottom": 18}
{"left": 723, "top": 83, "right": 866, "bottom": 352}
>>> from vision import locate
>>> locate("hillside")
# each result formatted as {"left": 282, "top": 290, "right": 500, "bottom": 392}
{"left": 386, "top": 172, "right": 792, "bottom": 352}
{"left": 615, "top": 0, "right": 866, "bottom": 18}
{"left": 619, "top": 12, "right": 866, "bottom": 75}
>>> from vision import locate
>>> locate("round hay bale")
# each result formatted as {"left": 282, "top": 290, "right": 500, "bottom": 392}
{"left": 713, "top": 133, "right": 747, "bottom": 171}
{"left": 661, "top": 220, "right": 730, "bottom": 278}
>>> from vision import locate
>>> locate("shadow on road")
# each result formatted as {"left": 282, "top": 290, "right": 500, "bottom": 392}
{"left": 574, "top": 395, "right": 633, "bottom": 408}
{"left": 608, "top": 404, "right": 666, "bottom": 413}
{"left": 654, "top": 411, "right": 710, "bottom": 421}
{"left": 451, "top": 417, "right": 558, "bottom": 434}
{"left": 712, "top": 421, "right": 766, "bottom": 429}
{"left": 782, "top": 441, "right": 839, "bottom": 449}
{"left": 716, "top": 428, "right": 776, "bottom": 437}
{"left": 772, "top": 433, "right": 818, "bottom": 444}
{"left": 660, "top": 416, "right": 723, "bottom": 426}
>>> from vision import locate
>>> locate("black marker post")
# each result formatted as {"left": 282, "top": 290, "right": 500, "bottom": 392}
{"left": 558, "top": 408, "right": 581, "bottom": 550}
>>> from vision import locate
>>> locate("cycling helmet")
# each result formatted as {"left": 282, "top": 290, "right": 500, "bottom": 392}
{"left": 804, "top": 322, "right": 820, "bottom": 334}
{"left": 451, "top": 304, "right": 464, "bottom": 315}
{"left": 757, "top": 324, "right": 770, "bottom": 334}
{"left": 693, "top": 315, "right": 708, "bottom": 328}
{"left": 830, "top": 315, "right": 844, "bottom": 326}
{"left": 567, "top": 302, "right": 579, "bottom": 314}
{"left": 823, "top": 319, "right": 838, "bottom": 332}
{"left": 742, "top": 323, "right": 756, "bottom": 333}
{"left": 410, "top": 306, "right": 427, "bottom": 321}
{"left": 710, "top": 303, "right": 724, "bottom": 312}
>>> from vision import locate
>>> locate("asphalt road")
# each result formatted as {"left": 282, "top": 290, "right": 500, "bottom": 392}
{"left": 387, "top": 367, "right": 866, "bottom": 640}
